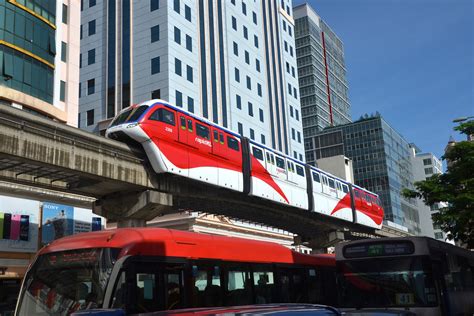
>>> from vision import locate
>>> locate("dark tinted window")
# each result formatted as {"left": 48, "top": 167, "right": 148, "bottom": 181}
{"left": 180, "top": 116, "right": 186, "bottom": 128}
{"left": 252, "top": 147, "right": 264, "bottom": 160}
{"left": 328, "top": 178, "right": 335, "bottom": 189}
{"left": 110, "top": 109, "right": 133, "bottom": 126}
{"left": 127, "top": 106, "right": 148, "bottom": 122}
{"left": 276, "top": 157, "right": 285, "bottom": 169}
{"left": 227, "top": 137, "right": 239, "bottom": 151}
{"left": 296, "top": 165, "right": 304, "bottom": 177}
{"left": 187, "top": 119, "right": 193, "bottom": 131}
{"left": 149, "top": 108, "right": 175, "bottom": 126}
{"left": 342, "top": 185, "right": 349, "bottom": 193}
{"left": 312, "top": 172, "right": 320, "bottom": 182}
{"left": 196, "top": 123, "right": 210, "bottom": 139}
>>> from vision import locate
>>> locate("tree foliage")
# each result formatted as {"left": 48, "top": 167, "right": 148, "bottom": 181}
{"left": 403, "top": 120, "right": 474, "bottom": 247}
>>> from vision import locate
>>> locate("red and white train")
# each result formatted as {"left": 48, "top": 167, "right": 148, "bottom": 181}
{"left": 106, "top": 100, "right": 384, "bottom": 229}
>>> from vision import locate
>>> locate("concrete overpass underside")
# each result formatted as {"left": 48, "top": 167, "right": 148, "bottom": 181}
{"left": 0, "top": 105, "right": 384, "bottom": 244}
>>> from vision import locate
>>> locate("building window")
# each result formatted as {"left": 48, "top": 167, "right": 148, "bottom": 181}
{"left": 284, "top": 41, "right": 288, "bottom": 52}
{"left": 79, "top": 82, "right": 81, "bottom": 98}
{"left": 233, "top": 42, "right": 238, "bottom": 56}
{"left": 289, "top": 26, "right": 292, "bottom": 36}
{"left": 175, "top": 58, "right": 182, "bottom": 76}
{"left": 89, "top": 0, "right": 96, "bottom": 8}
{"left": 79, "top": 53, "right": 82, "bottom": 68}
{"left": 242, "top": 2, "right": 247, "bottom": 15}
{"left": 283, "top": 20, "right": 287, "bottom": 31}
{"left": 257, "top": 83, "right": 262, "bottom": 97}
{"left": 176, "top": 90, "right": 183, "bottom": 107}
{"left": 188, "top": 96, "right": 194, "bottom": 112}
{"left": 254, "top": 35, "right": 258, "bottom": 48}
{"left": 261, "top": 134, "right": 265, "bottom": 144}
{"left": 62, "top": 4, "right": 68, "bottom": 24}
{"left": 61, "top": 42, "right": 67, "bottom": 62}
{"left": 232, "top": 16, "right": 237, "bottom": 30}
{"left": 425, "top": 167, "right": 433, "bottom": 175}
{"left": 80, "top": 24, "right": 83, "bottom": 39}
{"left": 186, "top": 35, "right": 192, "bottom": 51}
{"left": 246, "top": 76, "right": 251, "bottom": 90}
{"left": 423, "top": 158, "right": 432, "bottom": 165}
{"left": 286, "top": 62, "right": 290, "bottom": 73}
{"left": 434, "top": 232, "right": 444, "bottom": 240}
{"left": 290, "top": 105, "right": 294, "bottom": 117}
{"left": 150, "top": 0, "right": 160, "bottom": 11}
{"left": 295, "top": 109, "right": 299, "bottom": 120}
{"left": 174, "top": 27, "right": 181, "bottom": 44}
{"left": 234, "top": 68, "right": 240, "bottom": 82}
{"left": 248, "top": 102, "right": 253, "bottom": 117}
{"left": 87, "top": 109, "right": 94, "bottom": 126}
{"left": 243, "top": 26, "right": 248, "bottom": 39}
{"left": 185, "top": 5, "right": 191, "bottom": 21}
{"left": 87, "top": 79, "right": 95, "bottom": 95}
{"left": 288, "top": 83, "right": 292, "bottom": 95}
{"left": 60, "top": 80, "right": 66, "bottom": 101}
{"left": 256, "top": 59, "right": 260, "bottom": 72}
{"left": 151, "top": 25, "right": 160, "bottom": 42}
{"left": 238, "top": 122, "right": 243, "bottom": 135}
{"left": 151, "top": 89, "right": 161, "bottom": 99}
{"left": 290, "top": 46, "right": 293, "bottom": 56}
{"left": 245, "top": 51, "right": 249, "bottom": 64}
{"left": 252, "top": 12, "right": 257, "bottom": 24}
{"left": 294, "top": 151, "right": 297, "bottom": 159}
{"left": 186, "top": 65, "right": 193, "bottom": 82}
{"left": 174, "top": 0, "right": 180, "bottom": 13}
{"left": 299, "top": 154, "right": 303, "bottom": 161}
{"left": 88, "top": 20, "right": 96, "bottom": 36}
{"left": 236, "top": 95, "right": 241, "bottom": 109}
{"left": 292, "top": 128, "right": 295, "bottom": 140}
{"left": 249, "top": 128, "right": 255, "bottom": 140}
{"left": 297, "top": 132, "right": 301, "bottom": 143}
{"left": 259, "top": 108, "right": 264, "bottom": 122}
{"left": 151, "top": 57, "right": 160, "bottom": 74}
{"left": 294, "top": 87, "right": 297, "bottom": 99}
{"left": 88, "top": 49, "right": 95, "bottom": 65}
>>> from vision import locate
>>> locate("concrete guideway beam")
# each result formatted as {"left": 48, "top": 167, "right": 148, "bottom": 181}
{"left": 93, "top": 190, "right": 174, "bottom": 225}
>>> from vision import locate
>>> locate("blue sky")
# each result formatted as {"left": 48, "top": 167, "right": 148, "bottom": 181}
{"left": 293, "top": 0, "right": 473, "bottom": 159}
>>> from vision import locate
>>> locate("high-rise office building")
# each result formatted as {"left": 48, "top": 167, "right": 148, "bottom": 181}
{"left": 409, "top": 145, "right": 446, "bottom": 239}
{"left": 0, "top": 0, "right": 80, "bottom": 126}
{"left": 79, "top": 0, "right": 305, "bottom": 160}
{"left": 293, "top": 4, "right": 351, "bottom": 154}
{"left": 308, "top": 115, "right": 421, "bottom": 234}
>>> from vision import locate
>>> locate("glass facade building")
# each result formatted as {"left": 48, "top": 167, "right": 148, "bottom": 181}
{"left": 0, "top": 0, "right": 81, "bottom": 126}
{"left": 293, "top": 4, "right": 351, "bottom": 158}
{"left": 308, "top": 116, "right": 421, "bottom": 234}
{"left": 79, "top": 0, "right": 305, "bottom": 160}
{"left": 0, "top": 0, "right": 56, "bottom": 104}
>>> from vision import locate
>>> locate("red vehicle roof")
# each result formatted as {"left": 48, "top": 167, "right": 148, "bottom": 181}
{"left": 38, "top": 228, "right": 335, "bottom": 267}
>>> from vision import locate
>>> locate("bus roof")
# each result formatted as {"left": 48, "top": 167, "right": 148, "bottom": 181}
{"left": 38, "top": 228, "right": 335, "bottom": 267}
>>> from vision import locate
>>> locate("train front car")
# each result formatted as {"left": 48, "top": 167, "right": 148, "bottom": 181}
{"left": 106, "top": 100, "right": 244, "bottom": 192}
{"left": 247, "top": 142, "right": 308, "bottom": 209}
{"left": 352, "top": 185, "right": 384, "bottom": 229}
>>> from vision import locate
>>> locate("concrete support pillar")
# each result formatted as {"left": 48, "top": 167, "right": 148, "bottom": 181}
{"left": 93, "top": 190, "right": 174, "bottom": 225}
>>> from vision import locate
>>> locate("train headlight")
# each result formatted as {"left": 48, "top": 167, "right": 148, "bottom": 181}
{"left": 126, "top": 123, "right": 138, "bottom": 128}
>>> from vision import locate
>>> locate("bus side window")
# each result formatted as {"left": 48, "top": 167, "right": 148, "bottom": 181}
{"left": 253, "top": 268, "right": 275, "bottom": 304}
{"left": 191, "top": 265, "right": 222, "bottom": 308}
{"left": 135, "top": 272, "right": 159, "bottom": 313}
{"left": 111, "top": 271, "right": 127, "bottom": 310}
{"left": 226, "top": 267, "right": 252, "bottom": 306}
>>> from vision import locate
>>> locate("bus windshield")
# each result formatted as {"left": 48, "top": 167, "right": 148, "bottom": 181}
{"left": 338, "top": 256, "right": 438, "bottom": 308}
{"left": 16, "top": 248, "right": 119, "bottom": 316}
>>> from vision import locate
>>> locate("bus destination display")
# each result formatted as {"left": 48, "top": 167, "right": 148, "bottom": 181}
{"left": 343, "top": 241, "right": 414, "bottom": 258}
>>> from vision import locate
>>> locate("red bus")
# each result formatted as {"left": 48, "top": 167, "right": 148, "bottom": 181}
{"left": 16, "top": 228, "right": 336, "bottom": 315}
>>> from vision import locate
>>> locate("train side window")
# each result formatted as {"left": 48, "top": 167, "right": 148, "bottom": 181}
{"left": 213, "top": 130, "right": 219, "bottom": 142}
{"left": 276, "top": 157, "right": 285, "bottom": 169}
{"left": 270, "top": 155, "right": 275, "bottom": 165}
{"left": 322, "top": 176, "right": 328, "bottom": 185}
{"left": 219, "top": 133, "right": 224, "bottom": 144}
{"left": 328, "top": 178, "right": 335, "bottom": 189}
{"left": 336, "top": 182, "right": 342, "bottom": 191}
{"left": 187, "top": 119, "right": 193, "bottom": 132}
{"left": 287, "top": 161, "right": 293, "bottom": 173}
{"left": 266, "top": 152, "right": 271, "bottom": 163}
{"left": 127, "top": 105, "right": 149, "bottom": 122}
{"left": 180, "top": 116, "right": 186, "bottom": 129}
{"left": 196, "top": 123, "right": 210, "bottom": 139}
{"left": 354, "top": 190, "right": 361, "bottom": 198}
{"left": 296, "top": 165, "right": 304, "bottom": 177}
{"left": 227, "top": 137, "right": 240, "bottom": 151}
{"left": 342, "top": 184, "right": 349, "bottom": 193}
{"left": 312, "top": 172, "right": 320, "bottom": 182}
{"left": 149, "top": 108, "right": 175, "bottom": 126}
{"left": 252, "top": 147, "right": 264, "bottom": 161}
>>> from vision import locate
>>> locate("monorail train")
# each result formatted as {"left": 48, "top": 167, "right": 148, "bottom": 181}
{"left": 106, "top": 100, "right": 383, "bottom": 229}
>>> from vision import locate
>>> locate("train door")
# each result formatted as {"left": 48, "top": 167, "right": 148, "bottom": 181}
{"left": 274, "top": 155, "right": 289, "bottom": 204}
{"left": 353, "top": 189, "right": 364, "bottom": 213}
{"left": 188, "top": 121, "right": 218, "bottom": 186}
{"left": 321, "top": 174, "right": 330, "bottom": 195}
{"left": 178, "top": 115, "right": 188, "bottom": 144}
{"left": 249, "top": 144, "right": 271, "bottom": 200}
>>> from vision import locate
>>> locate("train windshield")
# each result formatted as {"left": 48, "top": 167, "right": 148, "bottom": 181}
{"left": 16, "top": 248, "right": 119, "bottom": 316}
{"left": 337, "top": 256, "right": 438, "bottom": 308}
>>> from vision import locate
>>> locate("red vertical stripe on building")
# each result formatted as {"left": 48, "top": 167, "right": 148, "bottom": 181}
{"left": 321, "top": 32, "right": 333, "bottom": 126}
